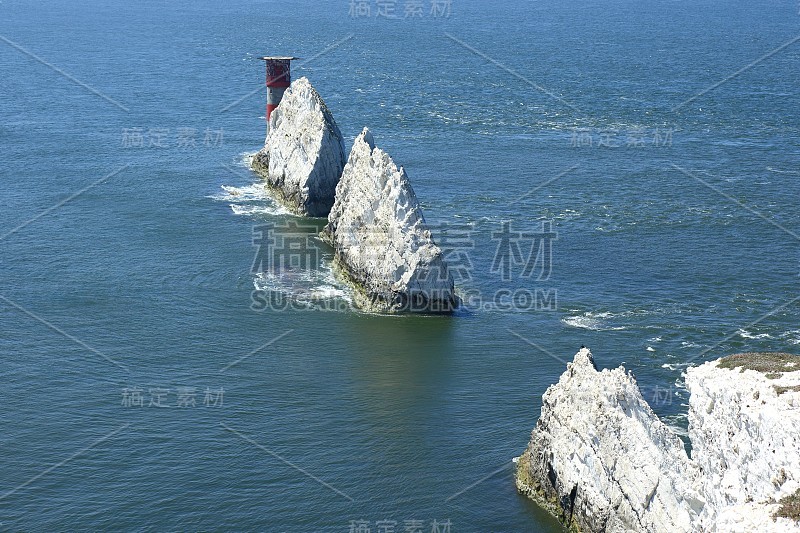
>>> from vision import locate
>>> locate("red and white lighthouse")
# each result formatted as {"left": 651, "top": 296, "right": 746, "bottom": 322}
{"left": 258, "top": 56, "right": 298, "bottom": 127}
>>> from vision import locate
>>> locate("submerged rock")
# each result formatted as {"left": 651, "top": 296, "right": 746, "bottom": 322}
{"left": 515, "top": 349, "right": 800, "bottom": 532}
{"left": 250, "top": 77, "right": 346, "bottom": 217}
{"left": 322, "top": 128, "right": 456, "bottom": 313}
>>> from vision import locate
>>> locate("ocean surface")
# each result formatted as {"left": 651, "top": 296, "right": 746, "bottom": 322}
{"left": 1, "top": 0, "right": 799, "bottom": 530}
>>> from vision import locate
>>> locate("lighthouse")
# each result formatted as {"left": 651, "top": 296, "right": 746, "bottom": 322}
{"left": 258, "top": 56, "right": 298, "bottom": 128}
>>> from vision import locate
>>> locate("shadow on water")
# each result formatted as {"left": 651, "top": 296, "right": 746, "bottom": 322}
{"left": 330, "top": 314, "right": 565, "bottom": 532}
{"left": 340, "top": 313, "right": 456, "bottom": 424}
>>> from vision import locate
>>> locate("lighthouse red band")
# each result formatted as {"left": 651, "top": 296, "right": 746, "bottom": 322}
{"left": 259, "top": 56, "right": 298, "bottom": 127}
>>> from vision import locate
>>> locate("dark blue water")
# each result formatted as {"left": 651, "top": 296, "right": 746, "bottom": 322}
{"left": 1, "top": 0, "right": 799, "bottom": 530}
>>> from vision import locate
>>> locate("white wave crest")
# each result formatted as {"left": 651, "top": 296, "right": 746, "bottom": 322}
{"left": 737, "top": 329, "right": 772, "bottom": 340}
{"left": 561, "top": 312, "right": 627, "bottom": 331}
{"left": 252, "top": 262, "right": 354, "bottom": 311}
{"left": 210, "top": 184, "right": 291, "bottom": 217}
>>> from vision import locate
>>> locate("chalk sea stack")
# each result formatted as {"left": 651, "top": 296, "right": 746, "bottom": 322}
{"left": 322, "top": 128, "right": 457, "bottom": 314}
{"left": 515, "top": 349, "right": 800, "bottom": 532}
{"left": 250, "top": 77, "right": 346, "bottom": 217}
{"left": 515, "top": 347, "right": 701, "bottom": 532}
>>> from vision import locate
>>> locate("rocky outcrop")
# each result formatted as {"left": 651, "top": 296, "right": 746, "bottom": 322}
{"left": 515, "top": 349, "right": 800, "bottom": 532}
{"left": 322, "top": 128, "right": 456, "bottom": 313}
{"left": 515, "top": 348, "right": 702, "bottom": 532}
{"left": 250, "top": 77, "right": 346, "bottom": 217}
{"left": 687, "top": 354, "right": 800, "bottom": 532}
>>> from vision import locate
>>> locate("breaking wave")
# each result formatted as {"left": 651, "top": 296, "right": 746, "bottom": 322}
{"left": 737, "top": 329, "right": 773, "bottom": 340}
{"left": 252, "top": 262, "right": 354, "bottom": 311}
{"left": 210, "top": 184, "right": 291, "bottom": 217}
{"left": 561, "top": 311, "right": 627, "bottom": 331}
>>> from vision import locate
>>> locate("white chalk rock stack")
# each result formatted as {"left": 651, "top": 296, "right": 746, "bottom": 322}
{"left": 323, "top": 128, "right": 456, "bottom": 313}
{"left": 250, "top": 77, "right": 346, "bottom": 217}
{"left": 515, "top": 349, "right": 800, "bottom": 532}
{"left": 515, "top": 348, "right": 702, "bottom": 532}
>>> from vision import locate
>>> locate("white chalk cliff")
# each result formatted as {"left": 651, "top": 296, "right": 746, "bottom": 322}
{"left": 687, "top": 357, "right": 800, "bottom": 531}
{"left": 516, "top": 348, "right": 800, "bottom": 532}
{"left": 250, "top": 77, "right": 346, "bottom": 217}
{"left": 322, "top": 128, "right": 456, "bottom": 313}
